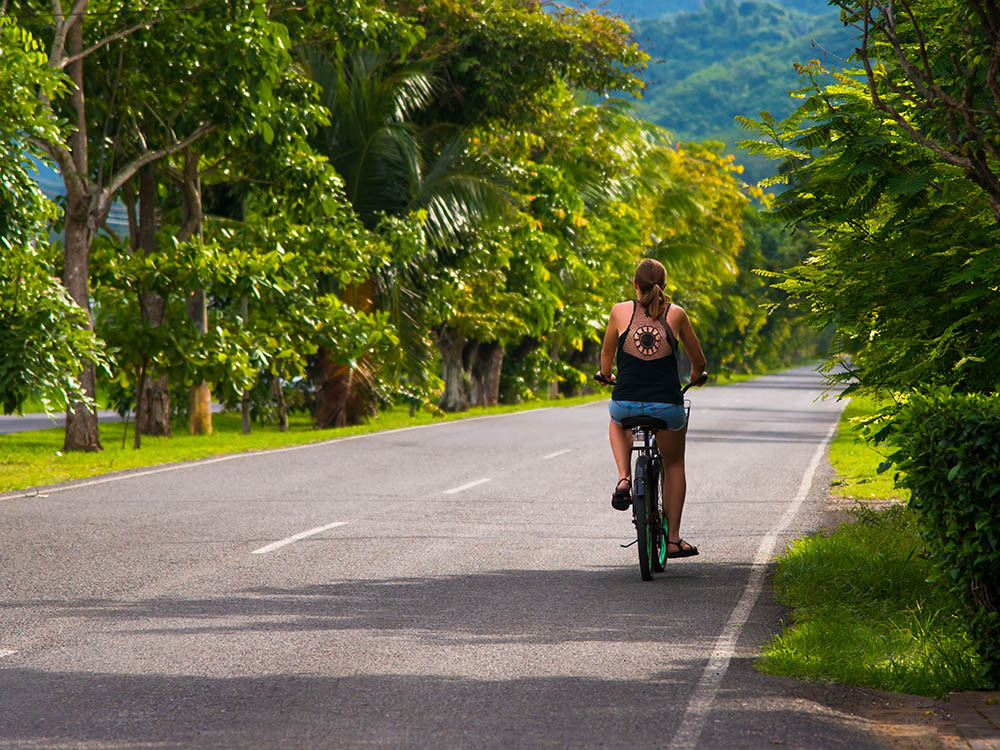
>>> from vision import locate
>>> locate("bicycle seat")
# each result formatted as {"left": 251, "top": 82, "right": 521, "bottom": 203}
{"left": 620, "top": 416, "right": 668, "bottom": 430}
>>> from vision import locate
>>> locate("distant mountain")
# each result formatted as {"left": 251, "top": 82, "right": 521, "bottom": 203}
{"left": 592, "top": 0, "right": 838, "bottom": 18}
{"left": 580, "top": 0, "right": 856, "bottom": 182}
{"left": 593, "top": 0, "right": 700, "bottom": 18}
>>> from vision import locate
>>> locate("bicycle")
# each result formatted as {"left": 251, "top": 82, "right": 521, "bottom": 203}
{"left": 594, "top": 371, "right": 707, "bottom": 581}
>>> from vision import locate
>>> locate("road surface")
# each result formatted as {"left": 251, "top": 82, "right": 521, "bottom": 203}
{"left": 1, "top": 367, "right": 882, "bottom": 748}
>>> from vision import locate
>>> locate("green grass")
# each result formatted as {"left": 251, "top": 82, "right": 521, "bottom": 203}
{"left": 758, "top": 396, "right": 987, "bottom": 697}
{"left": 0, "top": 392, "right": 607, "bottom": 494}
{"left": 828, "top": 394, "right": 906, "bottom": 501}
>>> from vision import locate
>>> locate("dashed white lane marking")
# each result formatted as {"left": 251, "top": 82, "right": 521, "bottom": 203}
{"left": 3, "top": 408, "right": 554, "bottom": 501}
{"left": 542, "top": 449, "right": 571, "bottom": 460}
{"left": 0, "top": 650, "right": 16, "bottom": 659}
{"left": 251, "top": 521, "right": 348, "bottom": 555}
{"left": 671, "top": 418, "right": 840, "bottom": 749}
{"left": 443, "top": 478, "right": 491, "bottom": 495}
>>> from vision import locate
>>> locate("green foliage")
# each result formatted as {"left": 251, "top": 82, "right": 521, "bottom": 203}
{"left": 398, "top": 0, "right": 648, "bottom": 124}
{"left": 760, "top": 503, "right": 986, "bottom": 697}
{"left": 696, "top": 207, "right": 824, "bottom": 373}
{"left": 740, "top": 66, "right": 1000, "bottom": 398}
{"left": 0, "top": 251, "right": 109, "bottom": 415}
{"left": 3, "top": 0, "right": 825, "bottom": 428}
{"left": 884, "top": 389, "right": 1000, "bottom": 687}
{"left": 0, "top": 18, "right": 106, "bottom": 415}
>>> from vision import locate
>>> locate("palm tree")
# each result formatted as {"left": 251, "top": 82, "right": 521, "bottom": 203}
{"left": 299, "top": 46, "right": 510, "bottom": 425}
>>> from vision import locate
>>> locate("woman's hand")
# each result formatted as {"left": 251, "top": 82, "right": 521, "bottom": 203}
{"left": 594, "top": 371, "right": 616, "bottom": 386}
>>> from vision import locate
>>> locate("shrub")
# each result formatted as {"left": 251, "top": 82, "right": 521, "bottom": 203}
{"left": 885, "top": 389, "right": 1000, "bottom": 687}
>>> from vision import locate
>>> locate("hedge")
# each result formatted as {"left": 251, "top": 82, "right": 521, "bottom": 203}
{"left": 884, "top": 389, "right": 1000, "bottom": 687}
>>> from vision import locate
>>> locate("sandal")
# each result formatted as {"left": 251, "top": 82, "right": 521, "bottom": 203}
{"left": 666, "top": 539, "right": 699, "bottom": 558}
{"left": 611, "top": 477, "right": 631, "bottom": 511}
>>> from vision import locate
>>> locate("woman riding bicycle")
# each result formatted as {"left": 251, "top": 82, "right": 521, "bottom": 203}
{"left": 598, "top": 258, "right": 707, "bottom": 559}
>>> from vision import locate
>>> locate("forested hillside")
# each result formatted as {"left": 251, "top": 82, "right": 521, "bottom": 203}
{"left": 597, "top": 0, "right": 838, "bottom": 21}
{"left": 585, "top": 0, "right": 855, "bottom": 182}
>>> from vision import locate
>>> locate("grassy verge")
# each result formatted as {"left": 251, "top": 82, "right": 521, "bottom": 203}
{"left": 757, "top": 395, "right": 987, "bottom": 697}
{"left": 827, "top": 395, "right": 905, "bottom": 501}
{"left": 0, "top": 392, "right": 606, "bottom": 494}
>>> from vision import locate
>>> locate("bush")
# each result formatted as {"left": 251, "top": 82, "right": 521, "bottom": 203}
{"left": 885, "top": 389, "right": 1000, "bottom": 687}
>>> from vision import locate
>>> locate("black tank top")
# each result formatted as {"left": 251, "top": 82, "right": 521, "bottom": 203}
{"left": 611, "top": 300, "right": 684, "bottom": 404}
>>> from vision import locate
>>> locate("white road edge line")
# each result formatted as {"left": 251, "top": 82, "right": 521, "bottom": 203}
{"left": 0, "top": 650, "right": 16, "bottom": 658}
{"left": 4, "top": 408, "right": 554, "bottom": 500}
{"left": 541, "top": 448, "right": 571, "bottom": 460}
{"left": 251, "top": 521, "right": 348, "bottom": 555}
{"left": 570, "top": 399, "right": 608, "bottom": 409}
{"left": 671, "top": 417, "right": 840, "bottom": 749}
{"left": 443, "top": 478, "right": 491, "bottom": 495}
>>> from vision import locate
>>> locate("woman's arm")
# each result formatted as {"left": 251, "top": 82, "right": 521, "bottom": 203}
{"left": 600, "top": 313, "right": 619, "bottom": 379}
{"left": 671, "top": 305, "right": 707, "bottom": 381}
{"left": 600, "top": 303, "right": 628, "bottom": 378}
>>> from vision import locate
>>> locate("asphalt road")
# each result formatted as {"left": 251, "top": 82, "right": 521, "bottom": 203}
{"left": 0, "top": 367, "right": 878, "bottom": 749}
{"left": 0, "top": 409, "right": 124, "bottom": 434}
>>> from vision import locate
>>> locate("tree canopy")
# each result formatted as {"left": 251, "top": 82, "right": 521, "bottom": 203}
{"left": 0, "top": 0, "right": 824, "bottom": 447}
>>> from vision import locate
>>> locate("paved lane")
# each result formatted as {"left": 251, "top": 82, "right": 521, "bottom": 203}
{"left": 0, "top": 367, "right": 866, "bottom": 748}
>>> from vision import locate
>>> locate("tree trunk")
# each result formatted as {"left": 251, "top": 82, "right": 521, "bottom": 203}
{"left": 484, "top": 344, "right": 504, "bottom": 406}
{"left": 241, "top": 392, "right": 251, "bottom": 434}
{"left": 138, "top": 375, "right": 171, "bottom": 436}
{"left": 315, "top": 347, "right": 351, "bottom": 428}
{"left": 240, "top": 296, "right": 251, "bottom": 434}
{"left": 136, "top": 165, "right": 171, "bottom": 437}
{"left": 437, "top": 326, "right": 468, "bottom": 412}
{"left": 272, "top": 378, "right": 288, "bottom": 432}
{"left": 467, "top": 341, "right": 504, "bottom": 407}
{"left": 179, "top": 156, "right": 211, "bottom": 435}
{"left": 314, "top": 279, "right": 375, "bottom": 428}
{"left": 467, "top": 341, "right": 484, "bottom": 408}
{"left": 62, "top": 16, "right": 101, "bottom": 453}
{"left": 187, "top": 289, "right": 212, "bottom": 435}
{"left": 548, "top": 342, "right": 560, "bottom": 399}
{"left": 133, "top": 360, "right": 148, "bottom": 450}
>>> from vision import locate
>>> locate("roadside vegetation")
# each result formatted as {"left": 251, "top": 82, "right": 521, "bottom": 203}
{"left": 758, "top": 396, "right": 988, "bottom": 697}
{"left": 2, "top": 1, "right": 821, "bottom": 458}
{"left": 740, "top": 0, "right": 1000, "bottom": 689}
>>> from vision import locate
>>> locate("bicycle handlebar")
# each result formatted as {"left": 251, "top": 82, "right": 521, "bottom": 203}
{"left": 593, "top": 371, "right": 708, "bottom": 392}
{"left": 681, "top": 372, "right": 709, "bottom": 394}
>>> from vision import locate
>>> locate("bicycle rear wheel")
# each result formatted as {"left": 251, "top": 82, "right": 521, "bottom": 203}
{"left": 633, "top": 456, "right": 654, "bottom": 581}
{"left": 648, "top": 461, "right": 667, "bottom": 573}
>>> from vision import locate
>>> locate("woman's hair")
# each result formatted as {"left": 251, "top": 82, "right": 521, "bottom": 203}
{"left": 634, "top": 258, "right": 667, "bottom": 319}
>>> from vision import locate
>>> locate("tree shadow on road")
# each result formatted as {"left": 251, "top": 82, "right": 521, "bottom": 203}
{"left": 0, "top": 562, "right": 928, "bottom": 749}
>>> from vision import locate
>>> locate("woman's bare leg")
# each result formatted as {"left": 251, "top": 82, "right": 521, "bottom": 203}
{"left": 655, "top": 426, "right": 688, "bottom": 543}
{"left": 609, "top": 419, "right": 632, "bottom": 485}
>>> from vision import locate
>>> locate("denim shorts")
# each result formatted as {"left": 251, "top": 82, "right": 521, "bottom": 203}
{"left": 609, "top": 400, "right": 688, "bottom": 431}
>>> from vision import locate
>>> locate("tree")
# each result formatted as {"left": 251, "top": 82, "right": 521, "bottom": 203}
{"left": 835, "top": 0, "right": 1000, "bottom": 220}
{"left": 0, "top": 17, "right": 105, "bottom": 414}
{"left": 14, "top": 1, "right": 302, "bottom": 450}
{"left": 739, "top": 61, "right": 1000, "bottom": 397}
{"left": 301, "top": 45, "right": 511, "bottom": 423}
